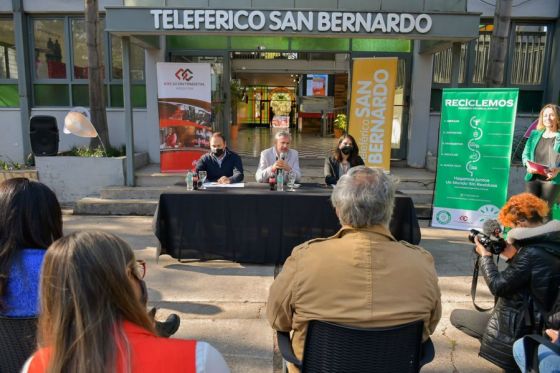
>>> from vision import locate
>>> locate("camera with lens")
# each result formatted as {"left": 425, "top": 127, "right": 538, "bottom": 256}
{"left": 468, "top": 229, "right": 507, "bottom": 255}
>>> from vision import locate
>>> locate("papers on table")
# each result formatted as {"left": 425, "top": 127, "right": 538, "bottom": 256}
{"left": 204, "top": 182, "right": 245, "bottom": 188}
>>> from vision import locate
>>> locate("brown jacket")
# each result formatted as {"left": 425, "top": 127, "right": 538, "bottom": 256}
{"left": 266, "top": 225, "right": 442, "bottom": 371}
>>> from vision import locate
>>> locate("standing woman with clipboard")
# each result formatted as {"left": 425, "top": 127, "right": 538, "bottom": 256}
{"left": 522, "top": 104, "right": 560, "bottom": 207}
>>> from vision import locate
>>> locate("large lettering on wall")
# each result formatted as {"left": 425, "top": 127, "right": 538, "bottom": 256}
{"left": 149, "top": 10, "right": 432, "bottom": 34}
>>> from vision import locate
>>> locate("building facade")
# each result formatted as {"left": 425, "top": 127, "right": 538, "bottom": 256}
{"left": 0, "top": 0, "right": 558, "bottom": 168}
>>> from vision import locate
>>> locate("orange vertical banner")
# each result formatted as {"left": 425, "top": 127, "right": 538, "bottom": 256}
{"left": 348, "top": 58, "right": 397, "bottom": 172}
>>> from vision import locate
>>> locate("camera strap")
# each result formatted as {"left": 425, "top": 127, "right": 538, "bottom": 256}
{"left": 471, "top": 256, "right": 496, "bottom": 312}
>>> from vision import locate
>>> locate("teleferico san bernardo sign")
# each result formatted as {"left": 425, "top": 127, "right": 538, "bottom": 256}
{"left": 149, "top": 9, "right": 432, "bottom": 34}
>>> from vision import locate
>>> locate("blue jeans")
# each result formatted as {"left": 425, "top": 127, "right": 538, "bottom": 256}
{"left": 513, "top": 338, "right": 560, "bottom": 373}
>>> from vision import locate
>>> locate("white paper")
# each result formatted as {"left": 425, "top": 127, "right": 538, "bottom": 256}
{"left": 204, "top": 182, "right": 245, "bottom": 188}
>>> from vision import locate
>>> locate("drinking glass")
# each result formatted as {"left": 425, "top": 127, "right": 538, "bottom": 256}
{"left": 287, "top": 171, "right": 296, "bottom": 192}
{"left": 198, "top": 171, "right": 207, "bottom": 189}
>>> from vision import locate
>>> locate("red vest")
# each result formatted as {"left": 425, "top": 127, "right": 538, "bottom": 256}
{"left": 28, "top": 320, "right": 197, "bottom": 372}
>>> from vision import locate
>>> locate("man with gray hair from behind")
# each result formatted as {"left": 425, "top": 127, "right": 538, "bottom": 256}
{"left": 267, "top": 166, "right": 442, "bottom": 373}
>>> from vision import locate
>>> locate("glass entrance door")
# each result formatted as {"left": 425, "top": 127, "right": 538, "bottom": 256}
{"left": 350, "top": 52, "right": 411, "bottom": 160}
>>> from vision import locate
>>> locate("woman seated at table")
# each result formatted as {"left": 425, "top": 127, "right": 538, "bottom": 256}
{"left": 23, "top": 231, "right": 230, "bottom": 373}
{"left": 324, "top": 134, "right": 364, "bottom": 185}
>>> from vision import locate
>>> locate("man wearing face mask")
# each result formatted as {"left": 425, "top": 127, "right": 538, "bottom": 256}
{"left": 324, "top": 134, "right": 364, "bottom": 185}
{"left": 195, "top": 132, "right": 244, "bottom": 184}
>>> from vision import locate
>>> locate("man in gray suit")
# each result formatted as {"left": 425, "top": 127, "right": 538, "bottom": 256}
{"left": 255, "top": 130, "right": 301, "bottom": 183}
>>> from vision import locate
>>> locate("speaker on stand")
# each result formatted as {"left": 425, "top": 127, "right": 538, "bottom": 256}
{"left": 30, "top": 116, "right": 59, "bottom": 156}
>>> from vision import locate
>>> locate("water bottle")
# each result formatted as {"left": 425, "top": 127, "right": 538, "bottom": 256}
{"left": 186, "top": 170, "right": 194, "bottom": 191}
{"left": 277, "top": 169, "right": 284, "bottom": 192}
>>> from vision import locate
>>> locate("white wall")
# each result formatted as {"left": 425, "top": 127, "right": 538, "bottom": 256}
{"left": 0, "top": 109, "right": 24, "bottom": 163}
{"left": 407, "top": 41, "right": 434, "bottom": 168}
{"left": 28, "top": 108, "right": 151, "bottom": 156}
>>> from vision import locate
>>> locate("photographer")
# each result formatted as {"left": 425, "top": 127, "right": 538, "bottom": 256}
{"left": 451, "top": 193, "right": 560, "bottom": 372}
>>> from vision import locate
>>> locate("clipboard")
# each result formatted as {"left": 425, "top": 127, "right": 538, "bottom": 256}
{"left": 526, "top": 160, "right": 550, "bottom": 176}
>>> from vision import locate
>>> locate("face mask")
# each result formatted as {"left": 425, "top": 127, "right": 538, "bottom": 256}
{"left": 212, "top": 148, "right": 224, "bottom": 157}
{"left": 341, "top": 146, "right": 353, "bottom": 155}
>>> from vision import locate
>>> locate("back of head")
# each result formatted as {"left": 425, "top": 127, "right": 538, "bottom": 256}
{"left": 0, "top": 178, "right": 62, "bottom": 302}
{"left": 498, "top": 192, "right": 549, "bottom": 228}
{"left": 38, "top": 231, "right": 154, "bottom": 373}
{"left": 331, "top": 166, "right": 395, "bottom": 228}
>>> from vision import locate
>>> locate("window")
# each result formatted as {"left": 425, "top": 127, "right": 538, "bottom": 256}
{"left": 430, "top": 22, "right": 552, "bottom": 113}
{"left": 0, "top": 19, "right": 19, "bottom": 107}
{"left": 30, "top": 16, "right": 146, "bottom": 108}
{"left": 510, "top": 25, "right": 547, "bottom": 85}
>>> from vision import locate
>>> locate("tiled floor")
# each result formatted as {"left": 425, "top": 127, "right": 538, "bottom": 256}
{"left": 229, "top": 128, "right": 338, "bottom": 159}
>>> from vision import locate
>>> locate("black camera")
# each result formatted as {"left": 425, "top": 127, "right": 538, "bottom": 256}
{"left": 468, "top": 229, "right": 507, "bottom": 255}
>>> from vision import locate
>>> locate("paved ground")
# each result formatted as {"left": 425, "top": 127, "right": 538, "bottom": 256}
{"left": 63, "top": 215, "right": 504, "bottom": 373}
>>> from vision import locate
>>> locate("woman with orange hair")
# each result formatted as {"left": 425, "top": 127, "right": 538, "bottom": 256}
{"left": 522, "top": 104, "right": 560, "bottom": 207}
{"left": 451, "top": 193, "right": 560, "bottom": 371}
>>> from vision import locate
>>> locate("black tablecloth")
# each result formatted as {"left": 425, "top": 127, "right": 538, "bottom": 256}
{"left": 154, "top": 183, "right": 420, "bottom": 264}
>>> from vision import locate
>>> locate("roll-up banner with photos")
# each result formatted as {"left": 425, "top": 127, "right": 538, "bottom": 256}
{"left": 431, "top": 88, "right": 519, "bottom": 230}
{"left": 348, "top": 57, "right": 397, "bottom": 172}
{"left": 157, "top": 63, "right": 212, "bottom": 173}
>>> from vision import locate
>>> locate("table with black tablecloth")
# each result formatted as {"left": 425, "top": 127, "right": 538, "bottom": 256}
{"left": 153, "top": 183, "right": 420, "bottom": 264}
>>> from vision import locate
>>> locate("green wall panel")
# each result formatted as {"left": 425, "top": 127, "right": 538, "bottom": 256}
{"left": 0, "top": 85, "right": 19, "bottom": 107}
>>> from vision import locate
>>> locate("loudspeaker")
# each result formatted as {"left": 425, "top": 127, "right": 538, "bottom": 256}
{"left": 30, "top": 116, "right": 59, "bottom": 156}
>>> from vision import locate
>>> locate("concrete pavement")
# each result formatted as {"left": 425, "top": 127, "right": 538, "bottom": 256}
{"left": 63, "top": 215, "right": 505, "bottom": 373}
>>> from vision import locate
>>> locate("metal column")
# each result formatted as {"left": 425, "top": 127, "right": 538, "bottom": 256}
{"left": 122, "top": 36, "right": 135, "bottom": 186}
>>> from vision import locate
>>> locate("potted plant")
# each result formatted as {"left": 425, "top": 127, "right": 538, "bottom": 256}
{"left": 34, "top": 146, "right": 148, "bottom": 203}
{"left": 230, "top": 79, "right": 244, "bottom": 140}
{"left": 0, "top": 157, "right": 37, "bottom": 183}
{"left": 333, "top": 113, "right": 347, "bottom": 138}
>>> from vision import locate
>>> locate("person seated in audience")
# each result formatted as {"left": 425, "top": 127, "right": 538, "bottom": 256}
{"left": 196, "top": 132, "right": 244, "bottom": 184}
{"left": 22, "top": 231, "right": 230, "bottom": 373}
{"left": 0, "top": 178, "right": 63, "bottom": 318}
{"left": 513, "top": 308, "right": 560, "bottom": 373}
{"left": 324, "top": 134, "right": 364, "bottom": 185}
{"left": 255, "top": 130, "right": 301, "bottom": 183}
{"left": 266, "top": 166, "right": 441, "bottom": 373}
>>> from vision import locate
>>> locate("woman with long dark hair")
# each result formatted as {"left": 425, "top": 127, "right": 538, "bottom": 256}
{"left": 324, "top": 134, "right": 364, "bottom": 185}
{"left": 522, "top": 104, "right": 560, "bottom": 207}
{"left": 23, "top": 231, "right": 229, "bottom": 373}
{"left": 0, "top": 178, "right": 62, "bottom": 317}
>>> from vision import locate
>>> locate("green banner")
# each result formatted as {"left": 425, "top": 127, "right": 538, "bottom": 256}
{"left": 432, "top": 88, "right": 518, "bottom": 230}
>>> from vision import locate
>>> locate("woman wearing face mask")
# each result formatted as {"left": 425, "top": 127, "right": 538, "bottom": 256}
{"left": 324, "top": 134, "right": 364, "bottom": 185}
{"left": 450, "top": 193, "right": 560, "bottom": 372}
{"left": 522, "top": 104, "right": 560, "bottom": 207}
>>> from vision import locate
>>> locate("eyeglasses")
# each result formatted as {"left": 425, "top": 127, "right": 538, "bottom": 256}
{"left": 132, "top": 259, "right": 146, "bottom": 280}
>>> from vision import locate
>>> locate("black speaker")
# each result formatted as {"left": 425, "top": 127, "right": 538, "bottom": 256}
{"left": 30, "top": 116, "right": 59, "bottom": 156}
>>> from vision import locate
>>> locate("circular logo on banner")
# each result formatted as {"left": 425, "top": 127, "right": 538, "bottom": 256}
{"left": 436, "top": 210, "right": 452, "bottom": 225}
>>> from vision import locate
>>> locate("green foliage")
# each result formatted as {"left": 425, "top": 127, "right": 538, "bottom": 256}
{"left": 0, "top": 157, "right": 28, "bottom": 170}
{"left": 334, "top": 114, "right": 347, "bottom": 130}
{"left": 65, "top": 145, "right": 126, "bottom": 158}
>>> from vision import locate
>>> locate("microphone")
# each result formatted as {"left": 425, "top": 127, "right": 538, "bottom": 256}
{"left": 280, "top": 152, "right": 286, "bottom": 161}
{"left": 482, "top": 219, "right": 502, "bottom": 238}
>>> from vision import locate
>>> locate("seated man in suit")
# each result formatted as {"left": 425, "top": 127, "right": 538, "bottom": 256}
{"left": 255, "top": 130, "right": 301, "bottom": 183}
{"left": 195, "top": 132, "right": 243, "bottom": 184}
{"left": 266, "top": 166, "right": 441, "bottom": 372}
